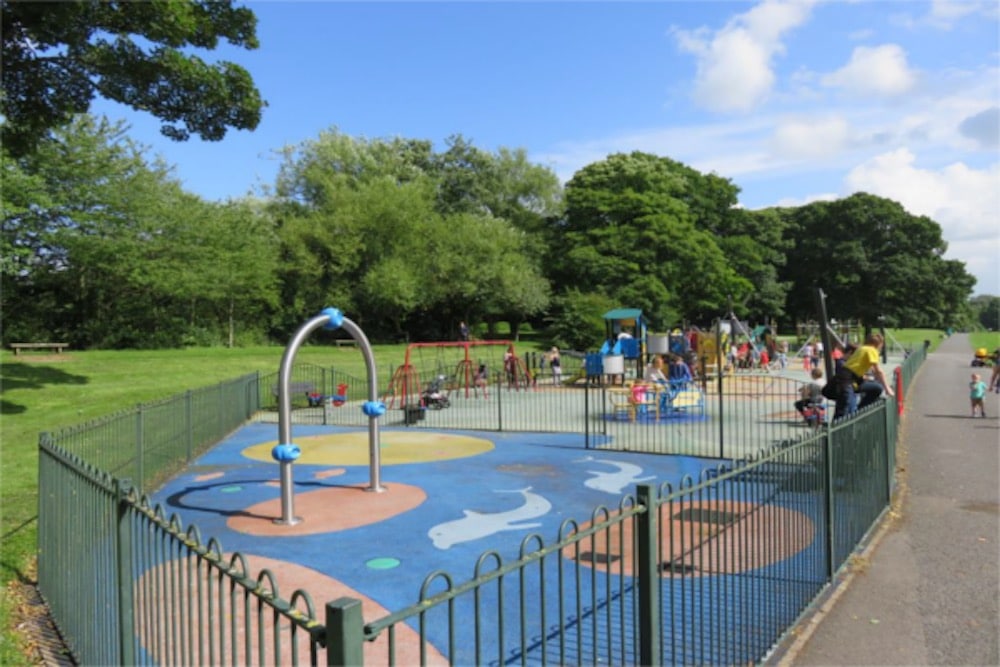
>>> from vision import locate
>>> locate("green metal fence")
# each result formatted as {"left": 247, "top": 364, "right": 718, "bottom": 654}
{"left": 41, "top": 372, "right": 263, "bottom": 494}
{"left": 37, "top": 348, "right": 924, "bottom": 666}
{"left": 259, "top": 365, "right": 827, "bottom": 460}
{"left": 38, "top": 445, "right": 328, "bottom": 665}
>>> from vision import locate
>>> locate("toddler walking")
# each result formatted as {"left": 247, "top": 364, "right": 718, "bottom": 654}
{"left": 970, "top": 373, "right": 988, "bottom": 418}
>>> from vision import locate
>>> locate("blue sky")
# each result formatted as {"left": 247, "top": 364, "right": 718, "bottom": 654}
{"left": 91, "top": 0, "right": 1000, "bottom": 295}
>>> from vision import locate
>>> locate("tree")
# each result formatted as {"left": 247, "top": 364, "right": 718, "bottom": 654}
{"left": 2, "top": 115, "right": 180, "bottom": 346}
{"left": 1, "top": 0, "right": 264, "bottom": 157}
{"left": 271, "top": 131, "right": 555, "bottom": 341}
{"left": 157, "top": 199, "right": 281, "bottom": 347}
{"left": 554, "top": 152, "right": 752, "bottom": 329}
{"left": 970, "top": 295, "right": 1000, "bottom": 331}
{"left": 777, "top": 193, "right": 975, "bottom": 328}
{"left": 2, "top": 115, "right": 280, "bottom": 348}
{"left": 432, "top": 135, "right": 563, "bottom": 236}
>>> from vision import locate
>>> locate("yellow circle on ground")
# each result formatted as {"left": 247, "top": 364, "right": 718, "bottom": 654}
{"left": 243, "top": 431, "right": 494, "bottom": 466}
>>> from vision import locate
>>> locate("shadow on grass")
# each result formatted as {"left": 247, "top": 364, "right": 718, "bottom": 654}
{"left": 1, "top": 364, "right": 89, "bottom": 415}
{"left": 0, "top": 400, "right": 26, "bottom": 415}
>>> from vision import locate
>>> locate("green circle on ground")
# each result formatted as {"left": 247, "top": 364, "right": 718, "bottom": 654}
{"left": 366, "top": 557, "right": 401, "bottom": 570}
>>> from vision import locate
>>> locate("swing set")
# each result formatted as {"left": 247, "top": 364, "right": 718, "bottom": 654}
{"left": 384, "top": 340, "right": 531, "bottom": 408}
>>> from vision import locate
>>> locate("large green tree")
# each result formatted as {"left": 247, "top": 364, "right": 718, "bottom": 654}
{"left": 553, "top": 152, "right": 754, "bottom": 330}
{"left": 1, "top": 0, "right": 264, "bottom": 157}
{"left": 270, "top": 130, "right": 555, "bottom": 341}
{"left": 2, "top": 115, "right": 279, "bottom": 347}
{"left": 777, "top": 193, "right": 975, "bottom": 328}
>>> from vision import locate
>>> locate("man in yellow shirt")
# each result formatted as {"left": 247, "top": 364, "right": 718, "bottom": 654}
{"left": 833, "top": 333, "right": 895, "bottom": 419}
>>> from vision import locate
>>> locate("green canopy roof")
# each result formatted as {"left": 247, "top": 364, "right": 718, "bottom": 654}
{"left": 603, "top": 308, "right": 643, "bottom": 321}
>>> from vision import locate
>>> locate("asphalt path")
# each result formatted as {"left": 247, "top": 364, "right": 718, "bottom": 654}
{"left": 774, "top": 333, "right": 1000, "bottom": 666}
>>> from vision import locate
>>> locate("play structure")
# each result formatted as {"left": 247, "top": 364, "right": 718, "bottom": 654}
{"left": 584, "top": 308, "right": 721, "bottom": 384}
{"left": 385, "top": 340, "right": 531, "bottom": 409}
{"left": 584, "top": 308, "right": 646, "bottom": 381}
{"left": 273, "top": 307, "right": 387, "bottom": 525}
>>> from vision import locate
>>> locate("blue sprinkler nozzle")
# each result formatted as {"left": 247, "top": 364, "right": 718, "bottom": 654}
{"left": 362, "top": 401, "right": 387, "bottom": 417}
{"left": 320, "top": 307, "right": 344, "bottom": 330}
{"left": 271, "top": 443, "right": 301, "bottom": 462}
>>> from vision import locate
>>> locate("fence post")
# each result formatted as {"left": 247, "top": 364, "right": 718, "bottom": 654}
{"left": 185, "top": 390, "right": 193, "bottom": 462}
{"left": 135, "top": 405, "right": 144, "bottom": 495}
{"left": 823, "top": 426, "right": 835, "bottom": 579}
{"left": 894, "top": 367, "right": 904, "bottom": 416}
{"left": 883, "top": 398, "right": 893, "bottom": 502}
{"left": 115, "top": 478, "right": 135, "bottom": 666}
{"left": 326, "top": 598, "right": 364, "bottom": 666}
{"left": 496, "top": 371, "right": 504, "bottom": 431}
{"left": 636, "top": 484, "right": 661, "bottom": 666}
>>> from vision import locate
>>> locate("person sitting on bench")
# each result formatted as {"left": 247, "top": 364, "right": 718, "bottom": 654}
{"left": 667, "top": 354, "right": 693, "bottom": 392}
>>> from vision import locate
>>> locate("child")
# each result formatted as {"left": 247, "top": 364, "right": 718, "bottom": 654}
{"left": 970, "top": 373, "right": 988, "bottom": 418}
{"left": 473, "top": 363, "right": 488, "bottom": 396}
{"left": 795, "top": 368, "right": 825, "bottom": 424}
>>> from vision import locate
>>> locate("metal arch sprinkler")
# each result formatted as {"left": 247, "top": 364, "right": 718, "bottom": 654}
{"left": 273, "top": 307, "right": 387, "bottom": 526}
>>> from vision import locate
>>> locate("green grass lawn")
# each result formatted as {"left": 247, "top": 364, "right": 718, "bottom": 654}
{"left": 0, "top": 328, "right": 972, "bottom": 663}
{"left": 0, "top": 344, "right": 413, "bottom": 663}
{"left": 969, "top": 330, "right": 1000, "bottom": 354}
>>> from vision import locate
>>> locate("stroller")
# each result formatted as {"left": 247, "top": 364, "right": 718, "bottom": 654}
{"left": 421, "top": 374, "right": 451, "bottom": 409}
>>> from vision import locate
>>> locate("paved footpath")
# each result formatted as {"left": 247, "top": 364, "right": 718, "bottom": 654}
{"left": 773, "top": 333, "right": 999, "bottom": 666}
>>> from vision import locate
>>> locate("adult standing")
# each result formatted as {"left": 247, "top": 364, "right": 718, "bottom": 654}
{"left": 549, "top": 347, "right": 562, "bottom": 385}
{"left": 833, "top": 333, "right": 895, "bottom": 419}
{"left": 458, "top": 321, "right": 470, "bottom": 342}
{"left": 990, "top": 348, "right": 1000, "bottom": 393}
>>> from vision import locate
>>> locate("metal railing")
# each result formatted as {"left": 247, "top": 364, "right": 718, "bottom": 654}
{"left": 37, "top": 347, "right": 925, "bottom": 666}
{"left": 259, "top": 364, "right": 822, "bottom": 460}
{"left": 41, "top": 372, "right": 263, "bottom": 494}
{"left": 38, "top": 445, "right": 328, "bottom": 666}
{"left": 322, "top": 417, "right": 895, "bottom": 665}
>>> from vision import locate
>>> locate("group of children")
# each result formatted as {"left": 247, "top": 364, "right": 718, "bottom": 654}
{"left": 726, "top": 340, "right": 785, "bottom": 372}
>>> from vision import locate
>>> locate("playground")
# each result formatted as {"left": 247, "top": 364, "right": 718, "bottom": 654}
{"left": 135, "top": 307, "right": 904, "bottom": 664}
{"left": 29, "top": 301, "right": 922, "bottom": 666}
{"left": 148, "top": 419, "right": 828, "bottom": 665}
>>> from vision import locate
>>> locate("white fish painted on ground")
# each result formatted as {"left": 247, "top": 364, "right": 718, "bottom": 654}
{"left": 428, "top": 487, "right": 552, "bottom": 550}
{"left": 577, "top": 456, "right": 655, "bottom": 495}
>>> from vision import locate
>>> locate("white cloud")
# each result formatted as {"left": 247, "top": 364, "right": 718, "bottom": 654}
{"left": 900, "top": 0, "right": 1000, "bottom": 29}
{"left": 774, "top": 192, "right": 837, "bottom": 207}
{"left": 843, "top": 148, "right": 999, "bottom": 239}
{"left": 672, "top": 0, "right": 815, "bottom": 113}
{"left": 822, "top": 44, "right": 917, "bottom": 97}
{"left": 842, "top": 148, "right": 1000, "bottom": 292}
{"left": 770, "top": 115, "right": 851, "bottom": 159}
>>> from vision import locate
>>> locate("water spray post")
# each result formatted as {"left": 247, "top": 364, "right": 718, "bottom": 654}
{"left": 273, "top": 307, "right": 387, "bottom": 526}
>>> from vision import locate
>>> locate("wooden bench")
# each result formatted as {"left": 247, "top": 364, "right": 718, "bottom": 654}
{"left": 334, "top": 339, "right": 358, "bottom": 348}
{"left": 271, "top": 381, "right": 318, "bottom": 398}
{"left": 10, "top": 342, "right": 69, "bottom": 355}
